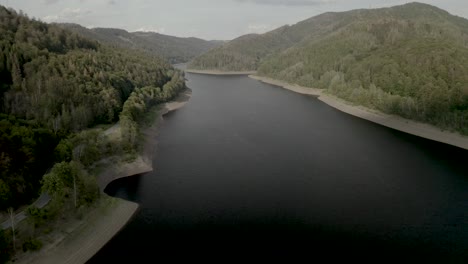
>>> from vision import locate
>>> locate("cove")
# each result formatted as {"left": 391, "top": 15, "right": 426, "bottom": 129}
{"left": 89, "top": 73, "right": 467, "bottom": 262}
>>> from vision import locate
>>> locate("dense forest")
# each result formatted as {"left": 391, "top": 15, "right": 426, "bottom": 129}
{"left": 188, "top": 11, "right": 352, "bottom": 71}
{"left": 0, "top": 5, "right": 187, "bottom": 260}
{"left": 0, "top": 5, "right": 185, "bottom": 215}
{"left": 59, "top": 23, "right": 223, "bottom": 64}
{"left": 189, "top": 3, "right": 468, "bottom": 134}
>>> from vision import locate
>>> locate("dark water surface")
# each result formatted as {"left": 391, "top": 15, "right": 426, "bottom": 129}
{"left": 89, "top": 74, "right": 467, "bottom": 262}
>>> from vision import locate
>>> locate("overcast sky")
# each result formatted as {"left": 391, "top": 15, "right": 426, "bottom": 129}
{"left": 1, "top": 0, "right": 467, "bottom": 40}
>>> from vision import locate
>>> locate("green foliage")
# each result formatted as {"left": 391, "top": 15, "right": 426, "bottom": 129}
{"left": 0, "top": 229, "right": 10, "bottom": 263}
{"left": 70, "top": 130, "right": 104, "bottom": 166}
{"left": 54, "top": 139, "right": 73, "bottom": 162}
{"left": 0, "top": 5, "right": 186, "bottom": 212}
{"left": 41, "top": 161, "right": 99, "bottom": 206}
{"left": 0, "top": 180, "right": 11, "bottom": 210}
{"left": 22, "top": 238, "right": 42, "bottom": 252}
{"left": 257, "top": 4, "right": 468, "bottom": 134}
{"left": 187, "top": 11, "right": 356, "bottom": 71}
{"left": 27, "top": 206, "right": 49, "bottom": 228}
{"left": 0, "top": 115, "right": 58, "bottom": 209}
{"left": 59, "top": 23, "right": 222, "bottom": 64}
{"left": 41, "top": 162, "right": 74, "bottom": 197}
{"left": 188, "top": 27, "right": 296, "bottom": 71}
{"left": 120, "top": 71, "right": 186, "bottom": 150}
{"left": 190, "top": 2, "right": 468, "bottom": 134}
{"left": 0, "top": 6, "right": 173, "bottom": 133}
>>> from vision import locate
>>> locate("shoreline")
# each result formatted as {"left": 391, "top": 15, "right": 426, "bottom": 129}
{"left": 185, "top": 69, "right": 257, "bottom": 75}
{"left": 16, "top": 88, "right": 192, "bottom": 264}
{"left": 17, "top": 196, "right": 139, "bottom": 264}
{"left": 250, "top": 75, "right": 468, "bottom": 150}
{"left": 97, "top": 88, "right": 193, "bottom": 191}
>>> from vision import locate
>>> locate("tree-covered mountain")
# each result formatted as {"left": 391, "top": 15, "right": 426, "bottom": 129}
{"left": 0, "top": 6, "right": 185, "bottom": 212}
{"left": 188, "top": 9, "right": 360, "bottom": 71}
{"left": 188, "top": 2, "right": 468, "bottom": 134}
{"left": 58, "top": 23, "right": 223, "bottom": 64}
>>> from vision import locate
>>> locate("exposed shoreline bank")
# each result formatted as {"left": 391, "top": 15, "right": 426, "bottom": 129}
{"left": 186, "top": 69, "right": 257, "bottom": 75}
{"left": 97, "top": 88, "right": 193, "bottom": 190}
{"left": 250, "top": 75, "right": 468, "bottom": 150}
{"left": 16, "top": 88, "right": 192, "bottom": 264}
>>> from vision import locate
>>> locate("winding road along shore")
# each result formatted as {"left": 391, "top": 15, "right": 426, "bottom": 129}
{"left": 249, "top": 75, "right": 468, "bottom": 150}
{"left": 16, "top": 89, "right": 192, "bottom": 264}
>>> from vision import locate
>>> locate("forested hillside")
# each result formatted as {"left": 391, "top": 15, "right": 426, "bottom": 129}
{"left": 59, "top": 23, "right": 223, "bottom": 64}
{"left": 0, "top": 5, "right": 185, "bottom": 215}
{"left": 188, "top": 11, "right": 357, "bottom": 71}
{"left": 189, "top": 2, "right": 468, "bottom": 134}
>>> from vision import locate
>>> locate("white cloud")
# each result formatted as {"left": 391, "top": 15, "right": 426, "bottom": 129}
{"left": 134, "top": 26, "right": 166, "bottom": 34}
{"left": 42, "top": 0, "right": 60, "bottom": 4}
{"left": 246, "top": 23, "right": 275, "bottom": 34}
{"left": 43, "top": 8, "right": 92, "bottom": 22}
{"left": 2, "top": 0, "right": 467, "bottom": 40}
{"left": 235, "top": 0, "right": 334, "bottom": 6}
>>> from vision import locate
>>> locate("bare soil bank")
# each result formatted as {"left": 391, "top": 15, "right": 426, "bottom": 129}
{"left": 15, "top": 89, "right": 192, "bottom": 264}
{"left": 186, "top": 69, "right": 257, "bottom": 75}
{"left": 250, "top": 75, "right": 468, "bottom": 150}
{"left": 98, "top": 88, "right": 192, "bottom": 190}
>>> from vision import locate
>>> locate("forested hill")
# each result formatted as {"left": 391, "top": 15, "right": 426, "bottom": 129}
{"left": 188, "top": 11, "right": 350, "bottom": 71}
{"left": 189, "top": 2, "right": 468, "bottom": 135}
{"left": 0, "top": 6, "right": 185, "bottom": 211}
{"left": 58, "top": 23, "right": 223, "bottom": 64}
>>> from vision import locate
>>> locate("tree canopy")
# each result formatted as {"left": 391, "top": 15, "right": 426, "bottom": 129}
{"left": 188, "top": 2, "right": 468, "bottom": 134}
{"left": 0, "top": 6, "right": 185, "bottom": 210}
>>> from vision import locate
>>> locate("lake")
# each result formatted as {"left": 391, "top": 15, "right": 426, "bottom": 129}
{"left": 89, "top": 73, "right": 467, "bottom": 262}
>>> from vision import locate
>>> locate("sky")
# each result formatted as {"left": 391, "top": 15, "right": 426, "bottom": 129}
{"left": 0, "top": 0, "right": 467, "bottom": 40}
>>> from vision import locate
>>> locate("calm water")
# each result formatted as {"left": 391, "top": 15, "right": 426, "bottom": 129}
{"left": 89, "top": 74, "right": 467, "bottom": 262}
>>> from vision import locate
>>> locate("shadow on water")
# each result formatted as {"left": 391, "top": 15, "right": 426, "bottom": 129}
{"left": 104, "top": 173, "right": 145, "bottom": 203}
{"left": 91, "top": 74, "right": 468, "bottom": 263}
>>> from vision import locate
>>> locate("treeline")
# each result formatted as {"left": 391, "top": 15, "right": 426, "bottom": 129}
{"left": 120, "top": 70, "right": 186, "bottom": 149}
{"left": 0, "top": 5, "right": 179, "bottom": 213}
{"left": 188, "top": 48, "right": 259, "bottom": 71}
{"left": 189, "top": 3, "right": 468, "bottom": 134}
{"left": 59, "top": 23, "right": 223, "bottom": 64}
{"left": 187, "top": 12, "right": 356, "bottom": 72}
{"left": 0, "top": 115, "right": 58, "bottom": 208}
{"left": 258, "top": 7, "right": 468, "bottom": 134}
{"left": 188, "top": 28, "right": 295, "bottom": 71}
{"left": 0, "top": 6, "right": 187, "bottom": 261}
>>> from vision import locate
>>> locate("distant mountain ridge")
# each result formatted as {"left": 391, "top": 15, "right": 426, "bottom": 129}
{"left": 188, "top": 2, "right": 468, "bottom": 135}
{"left": 58, "top": 23, "right": 223, "bottom": 64}
{"left": 187, "top": 9, "right": 359, "bottom": 71}
{"left": 189, "top": 2, "right": 468, "bottom": 72}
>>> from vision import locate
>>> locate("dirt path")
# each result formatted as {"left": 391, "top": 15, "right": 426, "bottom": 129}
{"left": 16, "top": 196, "right": 138, "bottom": 264}
{"left": 13, "top": 88, "right": 193, "bottom": 264}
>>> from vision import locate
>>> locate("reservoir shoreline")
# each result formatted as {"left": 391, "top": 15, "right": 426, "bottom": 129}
{"left": 16, "top": 88, "right": 192, "bottom": 264}
{"left": 185, "top": 69, "right": 257, "bottom": 75}
{"left": 90, "top": 72, "right": 468, "bottom": 262}
{"left": 184, "top": 70, "right": 468, "bottom": 150}
{"left": 248, "top": 75, "right": 468, "bottom": 150}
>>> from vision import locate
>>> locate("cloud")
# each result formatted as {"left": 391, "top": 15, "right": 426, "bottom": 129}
{"left": 43, "top": 8, "right": 92, "bottom": 22}
{"left": 134, "top": 26, "right": 166, "bottom": 34}
{"left": 42, "top": 0, "right": 60, "bottom": 4}
{"left": 234, "top": 0, "right": 334, "bottom": 6}
{"left": 108, "top": 0, "right": 117, "bottom": 5}
{"left": 246, "top": 23, "right": 275, "bottom": 34}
